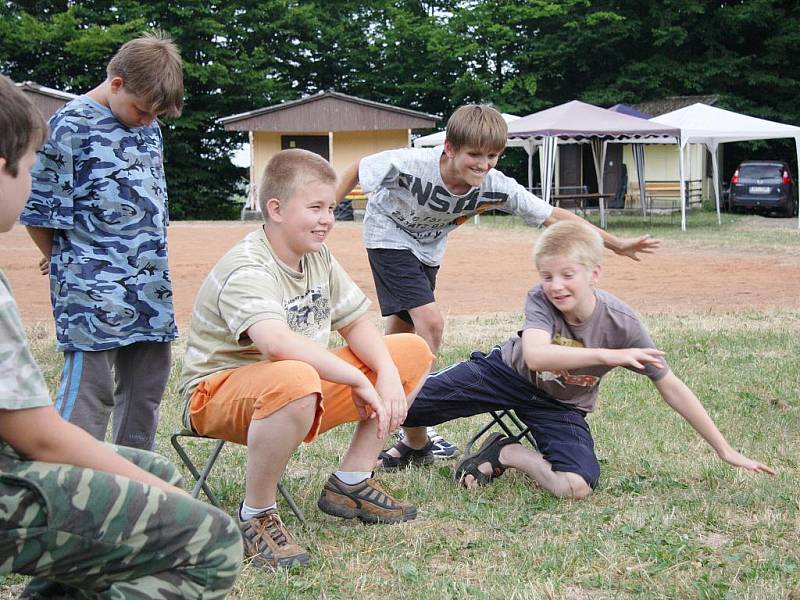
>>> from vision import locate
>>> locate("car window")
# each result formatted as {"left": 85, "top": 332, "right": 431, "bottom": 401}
{"left": 739, "top": 164, "right": 783, "bottom": 179}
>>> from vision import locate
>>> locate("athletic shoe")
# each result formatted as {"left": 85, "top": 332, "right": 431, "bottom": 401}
{"left": 397, "top": 427, "right": 461, "bottom": 460}
{"left": 239, "top": 506, "right": 310, "bottom": 571}
{"left": 317, "top": 474, "right": 417, "bottom": 524}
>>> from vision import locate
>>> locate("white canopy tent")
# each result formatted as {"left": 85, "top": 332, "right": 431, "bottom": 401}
{"left": 412, "top": 113, "right": 524, "bottom": 148}
{"left": 651, "top": 103, "right": 800, "bottom": 229}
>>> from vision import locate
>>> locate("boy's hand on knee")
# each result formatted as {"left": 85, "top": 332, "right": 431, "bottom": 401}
{"left": 352, "top": 381, "right": 389, "bottom": 439}
{"left": 374, "top": 372, "right": 408, "bottom": 433}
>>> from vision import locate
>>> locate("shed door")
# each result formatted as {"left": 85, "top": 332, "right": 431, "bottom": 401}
{"left": 281, "top": 135, "right": 329, "bottom": 160}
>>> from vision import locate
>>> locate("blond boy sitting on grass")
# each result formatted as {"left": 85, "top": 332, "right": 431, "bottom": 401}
{"left": 395, "top": 221, "right": 774, "bottom": 497}
{"left": 179, "top": 149, "right": 433, "bottom": 571}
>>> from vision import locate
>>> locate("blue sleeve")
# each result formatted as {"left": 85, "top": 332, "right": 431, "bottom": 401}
{"left": 20, "top": 115, "right": 75, "bottom": 230}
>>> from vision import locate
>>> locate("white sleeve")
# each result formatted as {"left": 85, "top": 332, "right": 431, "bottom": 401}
{"left": 485, "top": 170, "right": 554, "bottom": 226}
{"left": 358, "top": 147, "right": 424, "bottom": 193}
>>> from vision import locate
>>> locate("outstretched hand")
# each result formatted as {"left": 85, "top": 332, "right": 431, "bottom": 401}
{"left": 605, "top": 347, "right": 666, "bottom": 370}
{"left": 615, "top": 234, "right": 660, "bottom": 261}
{"left": 720, "top": 448, "right": 776, "bottom": 475}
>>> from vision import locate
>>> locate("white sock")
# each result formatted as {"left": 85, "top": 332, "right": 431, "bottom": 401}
{"left": 239, "top": 501, "right": 277, "bottom": 521}
{"left": 335, "top": 470, "right": 372, "bottom": 485}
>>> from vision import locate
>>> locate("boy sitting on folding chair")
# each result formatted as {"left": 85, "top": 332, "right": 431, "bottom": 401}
{"left": 390, "top": 221, "right": 774, "bottom": 498}
{"left": 179, "top": 149, "right": 433, "bottom": 572}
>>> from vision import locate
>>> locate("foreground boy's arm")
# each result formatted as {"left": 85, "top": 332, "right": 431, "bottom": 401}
{"left": 652, "top": 372, "right": 775, "bottom": 474}
{"left": 545, "top": 207, "right": 659, "bottom": 262}
{"left": 0, "top": 406, "right": 189, "bottom": 495}
{"left": 523, "top": 329, "right": 775, "bottom": 475}
{"left": 247, "top": 316, "right": 402, "bottom": 438}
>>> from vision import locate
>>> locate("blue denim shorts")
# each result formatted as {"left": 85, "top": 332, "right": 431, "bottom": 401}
{"left": 405, "top": 345, "right": 601, "bottom": 488}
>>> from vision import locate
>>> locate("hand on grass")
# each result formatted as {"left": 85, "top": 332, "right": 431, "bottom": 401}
{"left": 351, "top": 380, "right": 389, "bottom": 439}
{"left": 605, "top": 347, "right": 666, "bottom": 370}
{"left": 615, "top": 234, "right": 660, "bottom": 261}
{"left": 719, "top": 448, "right": 776, "bottom": 475}
{"left": 38, "top": 257, "right": 49, "bottom": 275}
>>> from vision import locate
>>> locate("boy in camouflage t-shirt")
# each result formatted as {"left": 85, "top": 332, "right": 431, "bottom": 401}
{"left": 0, "top": 74, "right": 242, "bottom": 599}
{"left": 20, "top": 33, "right": 184, "bottom": 450}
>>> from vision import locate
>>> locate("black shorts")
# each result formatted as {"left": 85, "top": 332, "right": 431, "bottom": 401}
{"left": 404, "top": 345, "right": 601, "bottom": 488}
{"left": 366, "top": 248, "right": 439, "bottom": 325}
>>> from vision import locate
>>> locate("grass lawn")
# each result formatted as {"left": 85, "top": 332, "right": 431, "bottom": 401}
{"left": 2, "top": 212, "right": 798, "bottom": 599}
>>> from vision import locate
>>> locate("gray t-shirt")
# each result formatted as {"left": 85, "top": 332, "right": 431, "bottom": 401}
{"left": 501, "top": 285, "right": 669, "bottom": 412}
{"left": 359, "top": 146, "right": 553, "bottom": 266}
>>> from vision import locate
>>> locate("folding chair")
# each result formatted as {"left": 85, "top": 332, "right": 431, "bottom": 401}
{"left": 462, "top": 410, "right": 538, "bottom": 456}
{"left": 171, "top": 429, "right": 306, "bottom": 525}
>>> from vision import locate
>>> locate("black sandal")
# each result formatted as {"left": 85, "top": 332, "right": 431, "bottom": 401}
{"left": 378, "top": 439, "right": 435, "bottom": 471}
{"left": 454, "top": 432, "right": 516, "bottom": 487}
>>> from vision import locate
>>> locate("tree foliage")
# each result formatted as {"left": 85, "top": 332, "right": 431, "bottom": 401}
{"left": 2, "top": 0, "right": 798, "bottom": 218}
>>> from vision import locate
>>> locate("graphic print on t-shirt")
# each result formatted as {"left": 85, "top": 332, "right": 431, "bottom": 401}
{"left": 285, "top": 286, "right": 330, "bottom": 337}
{"left": 536, "top": 334, "right": 600, "bottom": 389}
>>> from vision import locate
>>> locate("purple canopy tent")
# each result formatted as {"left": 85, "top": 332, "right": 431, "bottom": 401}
{"left": 507, "top": 100, "right": 681, "bottom": 227}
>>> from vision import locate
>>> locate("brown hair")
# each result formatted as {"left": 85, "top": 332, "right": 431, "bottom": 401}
{"left": 107, "top": 31, "right": 184, "bottom": 117}
{"left": 533, "top": 221, "right": 604, "bottom": 269}
{"left": 258, "top": 149, "right": 338, "bottom": 217}
{"left": 0, "top": 75, "right": 48, "bottom": 177}
{"left": 445, "top": 104, "right": 507, "bottom": 152}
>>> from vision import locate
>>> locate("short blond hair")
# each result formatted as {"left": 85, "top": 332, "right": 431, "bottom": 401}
{"left": 533, "top": 221, "right": 604, "bottom": 270}
{"left": 258, "top": 149, "right": 337, "bottom": 217}
{"left": 0, "top": 75, "right": 48, "bottom": 177}
{"left": 445, "top": 104, "right": 507, "bottom": 152}
{"left": 107, "top": 31, "right": 184, "bottom": 117}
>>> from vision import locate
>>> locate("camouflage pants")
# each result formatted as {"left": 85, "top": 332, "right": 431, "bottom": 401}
{"left": 0, "top": 444, "right": 242, "bottom": 599}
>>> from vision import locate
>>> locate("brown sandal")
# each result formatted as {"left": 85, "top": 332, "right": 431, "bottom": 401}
{"left": 454, "top": 432, "right": 516, "bottom": 487}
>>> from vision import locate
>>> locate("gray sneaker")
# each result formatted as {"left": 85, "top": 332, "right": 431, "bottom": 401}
{"left": 239, "top": 506, "right": 310, "bottom": 571}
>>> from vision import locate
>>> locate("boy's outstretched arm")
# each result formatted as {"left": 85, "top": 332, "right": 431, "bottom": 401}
{"left": 0, "top": 406, "right": 189, "bottom": 495}
{"left": 544, "top": 207, "right": 660, "bottom": 261}
{"left": 653, "top": 372, "right": 776, "bottom": 475}
{"left": 523, "top": 328, "right": 665, "bottom": 372}
{"left": 336, "top": 160, "right": 360, "bottom": 204}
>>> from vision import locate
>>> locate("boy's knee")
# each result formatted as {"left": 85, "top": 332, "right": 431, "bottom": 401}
{"left": 555, "top": 472, "right": 593, "bottom": 499}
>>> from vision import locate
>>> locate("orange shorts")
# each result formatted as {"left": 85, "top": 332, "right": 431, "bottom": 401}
{"left": 188, "top": 333, "right": 433, "bottom": 446}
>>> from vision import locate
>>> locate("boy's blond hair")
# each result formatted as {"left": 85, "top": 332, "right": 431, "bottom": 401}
{"left": 0, "top": 75, "right": 48, "bottom": 177}
{"left": 107, "top": 31, "right": 184, "bottom": 117}
{"left": 533, "top": 221, "right": 604, "bottom": 270}
{"left": 258, "top": 149, "right": 338, "bottom": 217}
{"left": 445, "top": 104, "right": 507, "bottom": 153}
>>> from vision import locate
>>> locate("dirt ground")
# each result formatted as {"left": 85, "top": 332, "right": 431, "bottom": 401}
{"left": 2, "top": 220, "right": 799, "bottom": 330}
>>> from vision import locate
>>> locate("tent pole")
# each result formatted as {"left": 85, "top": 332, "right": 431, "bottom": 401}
{"left": 708, "top": 142, "right": 721, "bottom": 225}
{"left": 679, "top": 142, "right": 687, "bottom": 231}
{"left": 796, "top": 136, "right": 800, "bottom": 229}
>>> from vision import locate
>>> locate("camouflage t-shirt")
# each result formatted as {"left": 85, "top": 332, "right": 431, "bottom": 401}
{"left": 20, "top": 95, "right": 177, "bottom": 352}
{"left": 179, "top": 227, "right": 370, "bottom": 424}
{"left": 0, "top": 271, "right": 52, "bottom": 451}
{"left": 501, "top": 285, "right": 669, "bottom": 413}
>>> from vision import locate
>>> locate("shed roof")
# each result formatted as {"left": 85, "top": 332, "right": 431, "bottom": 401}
{"left": 219, "top": 91, "right": 438, "bottom": 132}
{"left": 633, "top": 95, "right": 719, "bottom": 117}
{"left": 15, "top": 81, "right": 76, "bottom": 101}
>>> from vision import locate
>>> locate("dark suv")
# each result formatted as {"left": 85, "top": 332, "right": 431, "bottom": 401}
{"left": 728, "top": 161, "right": 797, "bottom": 216}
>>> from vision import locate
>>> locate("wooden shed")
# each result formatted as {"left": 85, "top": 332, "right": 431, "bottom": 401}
{"left": 219, "top": 91, "right": 438, "bottom": 210}
{"left": 16, "top": 81, "right": 76, "bottom": 121}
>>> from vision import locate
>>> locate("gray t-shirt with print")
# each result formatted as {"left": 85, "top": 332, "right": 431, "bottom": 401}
{"left": 500, "top": 285, "right": 669, "bottom": 413}
{"left": 359, "top": 146, "right": 553, "bottom": 266}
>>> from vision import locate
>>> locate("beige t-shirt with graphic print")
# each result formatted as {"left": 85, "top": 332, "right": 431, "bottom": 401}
{"left": 179, "top": 227, "right": 370, "bottom": 415}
